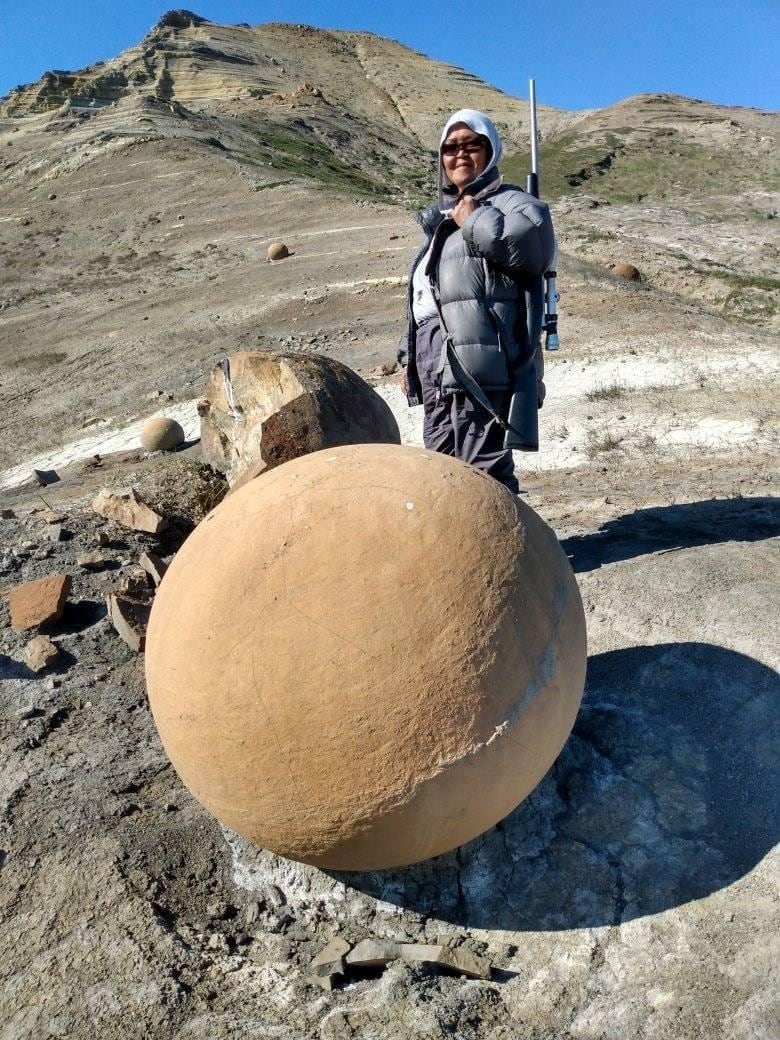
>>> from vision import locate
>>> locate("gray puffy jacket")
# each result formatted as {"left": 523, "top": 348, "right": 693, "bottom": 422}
{"left": 400, "top": 183, "right": 555, "bottom": 405}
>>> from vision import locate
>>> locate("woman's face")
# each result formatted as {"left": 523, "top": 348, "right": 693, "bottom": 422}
{"left": 441, "top": 124, "right": 490, "bottom": 192}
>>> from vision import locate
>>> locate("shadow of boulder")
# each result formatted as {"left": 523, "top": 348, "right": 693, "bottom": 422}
{"left": 561, "top": 496, "right": 779, "bottom": 573}
{"left": 329, "top": 642, "right": 779, "bottom": 930}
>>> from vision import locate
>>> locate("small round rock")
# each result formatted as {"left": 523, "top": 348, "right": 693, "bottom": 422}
{"left": 141, "top": 416, "right": 185, "bottom": 452}
{"left": 611, "top": 262, "right": 642, "bottom": 282}
{"left": 267, "top": 241, "right": 289, "bottom": 261}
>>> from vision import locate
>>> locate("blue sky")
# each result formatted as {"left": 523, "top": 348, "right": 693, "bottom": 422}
{"left": 1, "top": 0, "right": 778, "bottom": 111}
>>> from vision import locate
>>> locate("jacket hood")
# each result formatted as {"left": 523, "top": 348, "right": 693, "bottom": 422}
{"left": 438, "top": 109, "right": 504, "bottom": 212}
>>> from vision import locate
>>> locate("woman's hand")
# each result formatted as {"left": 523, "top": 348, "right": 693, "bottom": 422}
{"left": 400, "top": 366, "right": 409, "bottom": 395}
{"left": 451, "top": 196, "right": 479, "bottom": 227}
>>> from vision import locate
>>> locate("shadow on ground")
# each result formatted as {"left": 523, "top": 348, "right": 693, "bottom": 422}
{"left": 561, "top": 496, "right": 779, "bottom": 573}
{"left": 332, "top": 642, "right": 779, "bottom": 931}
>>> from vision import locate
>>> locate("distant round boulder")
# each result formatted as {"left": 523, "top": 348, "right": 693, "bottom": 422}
{"left": 140, "top": 416, "right": 185, "bottom": 452}
{"left": 611, "top": 262, "right": 642, "bottom": 282}
{"left": 145, "top": 443, "right": 587, "bottom": 870}
{"left": 267, "top": 242, "right": 289, "bottom": 261}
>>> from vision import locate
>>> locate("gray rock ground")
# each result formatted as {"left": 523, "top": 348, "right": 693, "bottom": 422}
{"left": 1, "top": 450, "right": 777, "bottom": 1040}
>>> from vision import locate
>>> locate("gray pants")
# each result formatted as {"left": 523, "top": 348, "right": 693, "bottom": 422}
{"left": 415, "top": 320, "right": 519, "bottom": 494}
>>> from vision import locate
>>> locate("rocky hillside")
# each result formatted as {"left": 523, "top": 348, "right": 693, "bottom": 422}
{"left": 0, "top": 9, "right": 777, "bottom": 466}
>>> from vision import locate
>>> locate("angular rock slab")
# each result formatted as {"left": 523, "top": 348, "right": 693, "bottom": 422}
{"left": 198, "top": 351, "right": 401, "bottom": 487}
{"left": 146, "top": 443, "right": 586, "bottom": 869}
{"left": 308, "top": 936, "right": 351, "bottom": 990}
{"left": 107, "top": 594, "right": 152, "bottom": 653}
{"left": 92, "top": 487, "right": 167, "bottom": 535}
{"left": 7, "top": 574, "right": 71, "bottom": 632}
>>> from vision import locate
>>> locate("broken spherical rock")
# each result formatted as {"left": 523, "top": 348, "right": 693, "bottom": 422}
{"left": 199, "top": 351, "right": 401, "bottom": 487}
{"left": 145, "top": 444, "right": 586, "bottom": 870}
{"left": 266, "top": 241, "right": 289, "bottom": 260}
{"left": 140, "top": 416, "right": 185, "bottom": 452}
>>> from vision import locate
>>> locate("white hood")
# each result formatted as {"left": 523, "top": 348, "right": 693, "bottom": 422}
{"left": 438, "top": 109, "right": 504, "bottom": 211}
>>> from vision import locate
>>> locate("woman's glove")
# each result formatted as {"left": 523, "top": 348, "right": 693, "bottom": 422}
{"left": 451, "top": 196, "right": 479, "bottom": 227}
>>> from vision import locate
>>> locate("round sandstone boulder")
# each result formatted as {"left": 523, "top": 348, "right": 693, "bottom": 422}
{"left": 267, "top": 241, "right": 289, "bottom": 260}
{"left": 145, "top": 444, "right": 587, "bottom": 870}
{"left": 611, "top": 262, "right": 642, "bottom": 282}
{"left": 140, "top": 416, "right": 185, "bottom": 452}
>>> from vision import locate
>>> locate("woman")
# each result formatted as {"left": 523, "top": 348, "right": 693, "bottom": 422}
{"left": 399, "top": 109, "right": 555, "bottom": 493}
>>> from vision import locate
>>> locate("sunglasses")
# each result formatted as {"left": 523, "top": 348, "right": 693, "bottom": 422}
{"left": 441, "top": 137, "right": 488, "bottom": 157}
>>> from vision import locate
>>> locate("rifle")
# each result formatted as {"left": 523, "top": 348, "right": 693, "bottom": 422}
{"left": 527, "top": 79, "right": 560, "bottom": 352}
{"left": 503, "top": 79, "right": 560, "bottom": 451}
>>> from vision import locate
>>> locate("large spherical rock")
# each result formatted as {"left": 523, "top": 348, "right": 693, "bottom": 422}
{"left": 140, "top": 416, "right": 184, "bottom": 452}
{"left": 145, "top": 444, "right": 586, "bottom": 870}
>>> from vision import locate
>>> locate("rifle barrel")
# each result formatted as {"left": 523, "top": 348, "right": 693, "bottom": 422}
{"left": 527, "top": 78, "right": 539, "bottom": 198}
{"left": 529, "top": 79, "right": 539, "bottom": 177}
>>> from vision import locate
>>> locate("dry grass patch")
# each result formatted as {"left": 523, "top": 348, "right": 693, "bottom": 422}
{"left": 586, "top": 428, "right": 625, "bottom": 457}
{"left": 585, "top": 381, "right": 627, "bottom": 402}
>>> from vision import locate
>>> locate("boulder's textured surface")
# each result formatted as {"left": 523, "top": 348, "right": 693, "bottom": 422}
{"left": 7, "top": 574, "right": 71, "bottom": 631}
{"left": 140, "top": 416, "right": 185, "bottom": 452}
{"left": 199, "top": 351, "right": 401, "bottom": 487}
{"left": 267, "top": 241, "right": 289, "bottom": 260}
{"left": 145, "top": 443, "right": 586, "bottom": 869}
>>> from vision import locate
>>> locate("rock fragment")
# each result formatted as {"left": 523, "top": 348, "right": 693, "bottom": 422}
{"left": 308, "top": 936, "right": 351, "bottom": 990}
{"left": 119, "top": 569, "right": 153, "bottom": 599}
{"left": 431, "top": 947, "right": 492, "bottom": 980}
{"left": 0, "top": 508, "right": 16, "bottom": 519}
{"left": 346, "top": 939, "right": 402, "bottom": 968}
{"left": 40, "top": 510, "right": 64, "bottom": 524}
{"left": 342, "top": 939, "right": 492, "bottom": 979}
{"left": 77, "top": 552, "right": 106, "bottom": 571}
{"left": 92, "top": 487, "right": 167, "bottom": 535}
{"left": 32, "top": 469, "right": 59, "bottom": 487}
{"left": 267, "top": 241, "right": 289, "bottom": 260}
{"left": 7, "top": 574, "right": 71, "bottom": 631}
{"left": 398, "top": 943, "right": 448, "bottom": 965}
{"left": 42, "top": 525, "right": 65, "bottom": 543}
{"left": 138, "top": 551, "right": 168, "bottom": 586}
{"left": 106, "top": 593, "right": 152, "bottom": 653}
{"left": 24, "top": 635, "right": 61, "bottom": 672}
